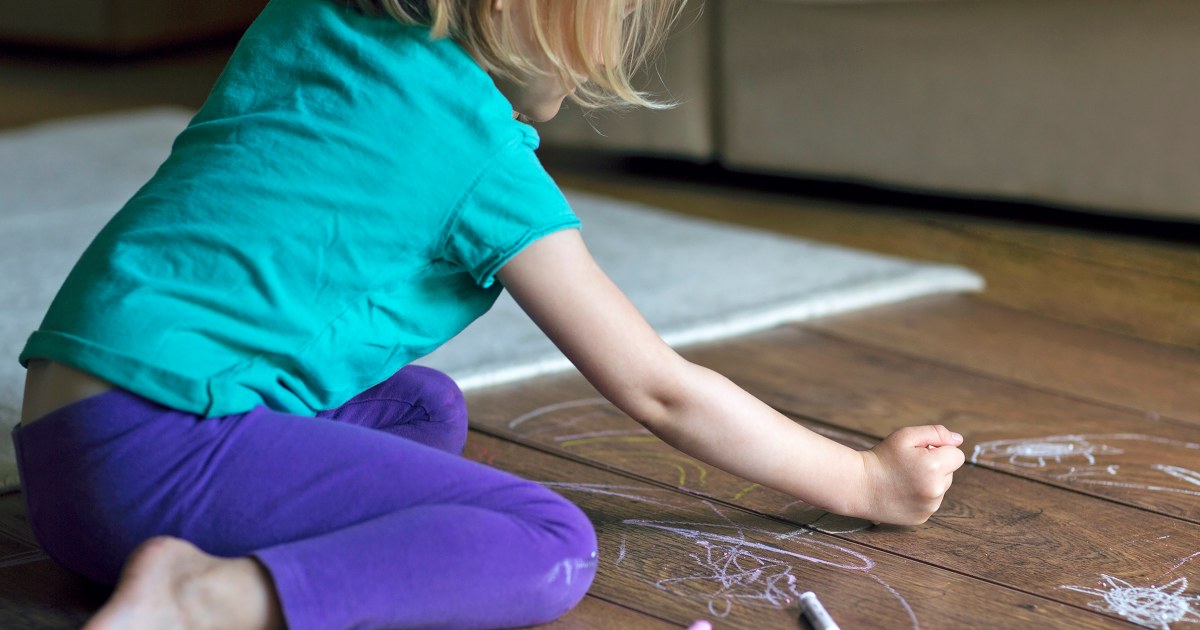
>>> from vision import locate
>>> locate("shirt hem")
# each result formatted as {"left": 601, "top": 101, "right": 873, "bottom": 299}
{"left": 22, "top": 331, "right": 224, "bottom": 417}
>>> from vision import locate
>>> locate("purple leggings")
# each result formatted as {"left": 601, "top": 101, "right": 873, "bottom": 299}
{"left": 12, "top": 365, "right": 597, "bottom": 629}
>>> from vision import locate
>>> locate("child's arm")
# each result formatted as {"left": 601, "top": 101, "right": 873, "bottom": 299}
{"left": 496, "top": 229, "right": 965, "bottom": 525}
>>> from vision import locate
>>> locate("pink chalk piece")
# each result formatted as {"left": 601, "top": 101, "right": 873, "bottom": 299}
{"left": 685, "top": 621, "right": 713, "bottom": 630}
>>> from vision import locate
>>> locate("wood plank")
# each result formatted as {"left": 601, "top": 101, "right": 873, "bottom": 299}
{"left": 548, "top": 171, "right": 1200, "bottom": 351}
{"left": 542, "top": 596, "right": 679, "bottom": 630}
{"left": 809, "top": 296, "right": 1200, "bottom": 427}
{"left": 944, "top": 221, "right": 1200, "bottom": 285}
{"left": 465, "top": 379, "right": 1200, "bottom": 627}
{"left": 461, "top": 431, "right": 1125, "bottom": 629}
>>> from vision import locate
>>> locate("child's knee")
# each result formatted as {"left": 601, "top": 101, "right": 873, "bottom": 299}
{"left": 397, "top": 365, "right": 467, "bottom": 427}
{"left": 530, "top": 551, "right": 598, "bottom": 624}
{"left": 407, "top": 366, "right": 468, "bottom": 454}
{"left": 364, "top": 366, "right": 468, "bottom": 452}
{"left": 521, "top": 491, "right": 599, "bottom": 624}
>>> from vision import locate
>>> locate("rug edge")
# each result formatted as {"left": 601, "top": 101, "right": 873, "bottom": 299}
{"left": 450, "top": 265, "right": 984, "bottom": 392}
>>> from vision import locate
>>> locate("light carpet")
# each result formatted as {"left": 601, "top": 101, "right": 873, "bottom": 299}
{"left": 0, "top": 108, "right": 984, "bottom": 492}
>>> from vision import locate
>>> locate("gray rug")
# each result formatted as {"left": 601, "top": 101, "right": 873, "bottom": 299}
{"left": 0, "top": 109, "right": 984, "bottom": 492}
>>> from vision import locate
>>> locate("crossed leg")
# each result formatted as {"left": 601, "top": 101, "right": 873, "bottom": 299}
{"left": 17, "top": 367, "right": 596, "bottom": 630}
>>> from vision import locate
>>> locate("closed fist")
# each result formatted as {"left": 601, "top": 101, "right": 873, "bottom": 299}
{"left": 858, "top": 424, "right": 966, "bottom": 525}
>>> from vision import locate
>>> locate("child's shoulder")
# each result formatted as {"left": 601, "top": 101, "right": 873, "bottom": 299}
{"left": 214, "top": 0, "right": 517, "bottom": 142}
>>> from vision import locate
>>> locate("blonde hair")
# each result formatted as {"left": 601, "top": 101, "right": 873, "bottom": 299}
{"left": 342, "top": 0, "right": 688, "bottom": 111}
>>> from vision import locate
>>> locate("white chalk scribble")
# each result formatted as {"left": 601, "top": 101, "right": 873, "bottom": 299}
{"left": 1062, "top": 575, "right": 1200, "bottom": 629}
{"left": 507, "top": 398, "right": 611, "bottom": 433}
{"left": 1157, "top": 466, "right": 1200, "bottom": 488}
{"left": 973, "top": 435, "right": 1124, "bottom": 468}
{"left": 544, "top": 482, "right": 918, "bottom": 627}
{"left": 630, "top": 519, "right": 869, "bottom": 618}
{"left": 971, "top": 434, "right": 1200, "bottom": 501}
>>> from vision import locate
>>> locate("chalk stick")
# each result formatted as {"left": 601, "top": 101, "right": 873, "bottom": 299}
{"left": 799, "top": 591, "right": 840, "bottom": 630}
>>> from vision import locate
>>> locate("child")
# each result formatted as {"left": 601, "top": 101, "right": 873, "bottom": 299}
{"left": 15, "top": 0, "right": 966, "bottom": 628}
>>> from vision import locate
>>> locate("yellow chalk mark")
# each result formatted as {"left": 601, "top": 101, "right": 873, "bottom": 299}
{"left": 732, "top": 483, "right": 760, "bottom": 501}
{"left": 671, "top": 464, "right": 688, "bottom": 486}
{"left": 559, "top": 435, "right": 709, "bottom": 486}
{"left": 655, "top": 452, "right": 709, "bottom": 486}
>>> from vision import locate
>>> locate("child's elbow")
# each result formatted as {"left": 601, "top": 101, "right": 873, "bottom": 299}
{"left": 613, "top": 355, "right": 699, "bottom": 433}
{"left": 625, "top": 395, "right": 674, "bottom": 433}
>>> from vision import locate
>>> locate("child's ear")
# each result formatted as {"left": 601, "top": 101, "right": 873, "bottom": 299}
{"left": 492, "top": 0, "right": 503, "bottom": 12}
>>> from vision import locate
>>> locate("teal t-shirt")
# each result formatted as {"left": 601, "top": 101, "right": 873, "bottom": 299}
{"left": 19, "top": 0, "right": 580, "bottom": 417}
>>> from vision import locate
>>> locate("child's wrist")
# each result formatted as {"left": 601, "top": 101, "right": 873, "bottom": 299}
{"left": 849, "top": 448, "right": 882, "bottom": 520}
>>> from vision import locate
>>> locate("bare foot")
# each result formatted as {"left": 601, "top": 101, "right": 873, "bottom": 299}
{"left": 83, "top": 536, "right": 284, "bottom": 630}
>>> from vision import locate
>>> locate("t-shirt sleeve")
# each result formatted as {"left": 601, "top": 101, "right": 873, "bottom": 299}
{"left": 441, "top": 139, "right": 581, "bottom": 289}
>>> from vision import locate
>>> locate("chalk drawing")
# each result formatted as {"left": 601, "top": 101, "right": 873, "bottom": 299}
{"left": 972, "top": 435, "right": 1124, "bottom": 467}
{"left": 545, "top": 482, "right": 917, "bottom": 626}
{"left": 541, "top": 482, "right": 695, "bottom": 513}
{"left": 556, "top": 435, "right": 660, "bottom": 448}
{"left": 630, "top": 518, "right": 914, "bottom": 624}
{"left": 1058, "top": 477, "right": 1200, "bottom": 498}
{"left": 646, "top": 522, "right": 805, "bottom": 617}
{"left": 553, "top": 428, "right": 652, "bottom": 442}
{"left": 1164, "top": 553, "right": 1200, "bottom": 578}
{"left": 732, "top": 484, "right": 760, "bottom": 501}
{"left": 509, "top": 399, "right": 724, "bottom": 490}
{"left": 507, "top": 398, "right": 612, "bottom": 434}
{"left": 971, "top": 434, "right": 1200, "bottom": 501}
{"left": 1157, "top": 466, "right": 1200, "bottom": 488}
{"left": 1062, "top": 575, "right": 1200, "bottom": 629}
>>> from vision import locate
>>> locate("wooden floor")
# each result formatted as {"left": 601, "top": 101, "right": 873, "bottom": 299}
{"left": 2, "top": 39, "right": 1199, "bottom": 629}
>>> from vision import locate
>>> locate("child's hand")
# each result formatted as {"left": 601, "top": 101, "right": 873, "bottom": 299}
{"left": 858, "top": 425, "right": 966, "bottom": 525}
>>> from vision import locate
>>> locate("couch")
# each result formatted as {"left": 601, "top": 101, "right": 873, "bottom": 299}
{"left": 539, "top": 0, "right": 1200, "bottom": 223}
{"left": 0, "top": 0, "right": 267, "bottom": 53}
{"left": 6, "top": 0, "right": 1197, "bottom": 222}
